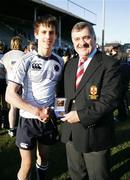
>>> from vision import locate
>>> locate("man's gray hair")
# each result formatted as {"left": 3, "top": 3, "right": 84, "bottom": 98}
{"left": 71, "top": 22, "right": 96, "bottom": 41}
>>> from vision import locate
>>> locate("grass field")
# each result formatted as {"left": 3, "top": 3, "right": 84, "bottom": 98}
{"left": 0, "top": 118, "right": 130, "bottom": 180}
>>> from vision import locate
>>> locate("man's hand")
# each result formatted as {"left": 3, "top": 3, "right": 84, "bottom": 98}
{"left": 61, "top": 111, "right": 80, "bottom": 123}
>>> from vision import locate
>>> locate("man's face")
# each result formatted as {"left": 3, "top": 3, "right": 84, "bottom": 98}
{"left": 71, "top": 27, "right": 96, "bottom": 57}
{"left": 35, "top": 24, "right": 56, "bottom": 50}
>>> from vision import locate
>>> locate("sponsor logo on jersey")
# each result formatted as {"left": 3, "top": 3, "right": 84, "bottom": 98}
{"left": 32, "top": 63, "right": 42, "bottom": 70}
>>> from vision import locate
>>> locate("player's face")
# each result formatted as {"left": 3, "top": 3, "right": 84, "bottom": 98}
{"left": 35, "top": 24, "right": 56, "bottom": 51}
{"left": 71, "top": 27, "right": 96, "bottom": 57}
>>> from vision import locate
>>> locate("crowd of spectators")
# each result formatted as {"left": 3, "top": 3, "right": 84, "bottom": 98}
{"left": 0, "top": 36, "right": 130, "bottom": 132}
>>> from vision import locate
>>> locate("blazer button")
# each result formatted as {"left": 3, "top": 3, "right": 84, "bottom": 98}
{"left": 72, "top": 100, "right": 75, "bottom": 104}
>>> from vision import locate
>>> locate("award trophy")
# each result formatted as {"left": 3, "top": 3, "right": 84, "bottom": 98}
{"left": 54, "top": 98, "right": 66, "bottom": 118}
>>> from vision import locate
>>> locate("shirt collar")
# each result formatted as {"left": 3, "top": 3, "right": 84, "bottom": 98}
{"left": 79, "top": 47, "right": 97, "bottom": 61}
{"left": 88, "top": 47, "right": 97, "bottom": 59}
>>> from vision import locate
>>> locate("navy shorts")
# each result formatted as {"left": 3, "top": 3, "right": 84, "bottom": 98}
{"left": 16, "top": 117, "right": 52, "bottom": 150}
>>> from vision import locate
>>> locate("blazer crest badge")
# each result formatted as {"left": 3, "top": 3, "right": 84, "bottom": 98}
{"left": 89, "top": 85, "right": 98, "bottom": 100}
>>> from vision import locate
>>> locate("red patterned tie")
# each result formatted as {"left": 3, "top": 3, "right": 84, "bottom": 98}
{"left": 76, "top": 57, "right": 87, "bottom": 89}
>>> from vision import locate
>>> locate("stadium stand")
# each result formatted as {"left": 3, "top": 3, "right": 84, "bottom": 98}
{"left": 0, "top": 0, "right": 95, "bottom": 49}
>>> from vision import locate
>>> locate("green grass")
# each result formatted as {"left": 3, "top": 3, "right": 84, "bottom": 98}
{"left": 0, "top": 119, "right": 130, "bottom": 180}
{"left": 111, "top": 120, "right": 130, "bottom": 180}
{"left": 0, "top": 129, "right": 69, "bottom": 180}
{"left": 0, "top": 131, "right": 20, "bottom": 180}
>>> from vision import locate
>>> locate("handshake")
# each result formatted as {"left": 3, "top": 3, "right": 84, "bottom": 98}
{"left": 33, "top": 98, "right": 66, "bottom": 122}
{"left": 35, "top": 107, "right": 53, "bottom": 123}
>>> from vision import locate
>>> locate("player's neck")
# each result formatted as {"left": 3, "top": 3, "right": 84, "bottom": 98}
{"left": 38, "top": 47, "right": 52, "bottom": 57}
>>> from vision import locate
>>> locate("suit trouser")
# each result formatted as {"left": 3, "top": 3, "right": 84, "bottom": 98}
{"left": 66, "top": 141, "right": 110, "bottom": 180}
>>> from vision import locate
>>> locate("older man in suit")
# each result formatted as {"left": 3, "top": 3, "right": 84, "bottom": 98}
{"left": 60, "top": 22, "right": 121, "bottom": 180}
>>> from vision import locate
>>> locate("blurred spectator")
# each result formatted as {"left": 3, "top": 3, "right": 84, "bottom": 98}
{"left": 57, "top": 47, "right": 63, "bottom": 57}
{"left": 111, "top": 46, "right": 120, "bottom": 59}
{"left": 24, "top": 41, "right": 37, "bottom": 54}
{"left": 114, "top": 62, "right": 130, "bottom": 121}
{"left": 111, "top": 46, "right": 130, "bottom": 121}
{"left": 62, "top": 48, "right": 71, "bottom": 64}
{"left": 0, "top": 40, "right": 7, "bottom": 112}
{"left": 105, "top": 50, "right": 111, "bottom": 56}
{"left": 127, "top": 53, "right": 130, "bottom": 63}
{"left": 111, "top": 46, "right": 127, "bottom": 62}
{"left": 23, "top": 45, "right": 28, "bottom": 54}
{"left": 2, "top": 36, "right": 24, "bottom": 136}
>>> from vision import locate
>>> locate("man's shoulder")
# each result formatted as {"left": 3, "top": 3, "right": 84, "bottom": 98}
{"left": 97, "top": 51, "right": 118, "bottom": 62}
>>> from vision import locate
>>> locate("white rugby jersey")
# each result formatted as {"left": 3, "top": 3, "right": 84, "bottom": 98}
{"left": 9, "top": 52, "right": 64, "bottom": 118}
{"left": 2, "top": 50, "right": 24, "bottom": 80}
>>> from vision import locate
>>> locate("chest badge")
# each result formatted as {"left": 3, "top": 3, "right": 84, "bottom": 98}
{"left": 89, "top": 85, "right": 98, "bottom": 100}
{"left": 54, "top": 64, "right": 60, "bottom": 72}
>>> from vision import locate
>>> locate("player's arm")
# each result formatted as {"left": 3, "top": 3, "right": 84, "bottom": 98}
{"left": 5, "top": 81, "right": 49, "bottom": 121}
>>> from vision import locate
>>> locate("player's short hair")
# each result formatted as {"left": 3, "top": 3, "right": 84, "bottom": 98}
{"left": 34, "top": 14, "right": 58, "bottom": 34}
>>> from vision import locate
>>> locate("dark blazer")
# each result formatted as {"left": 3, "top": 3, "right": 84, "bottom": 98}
{"left": 60, "top": 50, "right": 121, "bottom": 153}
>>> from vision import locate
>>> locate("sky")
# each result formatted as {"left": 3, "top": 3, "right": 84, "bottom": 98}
{"left": 42, "top": 0, "right": 130, "bottom": 45}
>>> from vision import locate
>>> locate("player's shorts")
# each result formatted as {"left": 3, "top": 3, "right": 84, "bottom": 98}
{"left": 16, "top": 117, "right": 52, "bottom": 150}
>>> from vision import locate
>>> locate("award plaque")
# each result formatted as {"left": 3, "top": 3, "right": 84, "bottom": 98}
{"left": 54, "top": 98, "right": 66, "bottom": 118}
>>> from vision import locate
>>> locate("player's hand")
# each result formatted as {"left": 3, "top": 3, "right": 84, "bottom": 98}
{"left": 35, "top": 107, "right": 49, "bottom": 122}
{"left": 40, "top": 107, "right": 50, "bottom": 122}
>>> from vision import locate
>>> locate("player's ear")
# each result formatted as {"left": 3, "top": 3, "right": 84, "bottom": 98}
{"left": 34, "top": 32, "right": 38, "bottom": 40}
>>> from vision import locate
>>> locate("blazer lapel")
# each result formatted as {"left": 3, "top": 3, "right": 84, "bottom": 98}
{"left": 75, "top": 51, "right": 102, "bottom": 96}
{"left": 67, "top": 57, "right": 78, "bottom": 97}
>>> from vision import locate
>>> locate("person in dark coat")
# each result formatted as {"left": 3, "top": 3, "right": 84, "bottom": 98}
{"left": 116, "top": 62, "right": 130, "bottom": 121}
{"left": 60, "top": 22, "right": 121, "bottom": 180}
